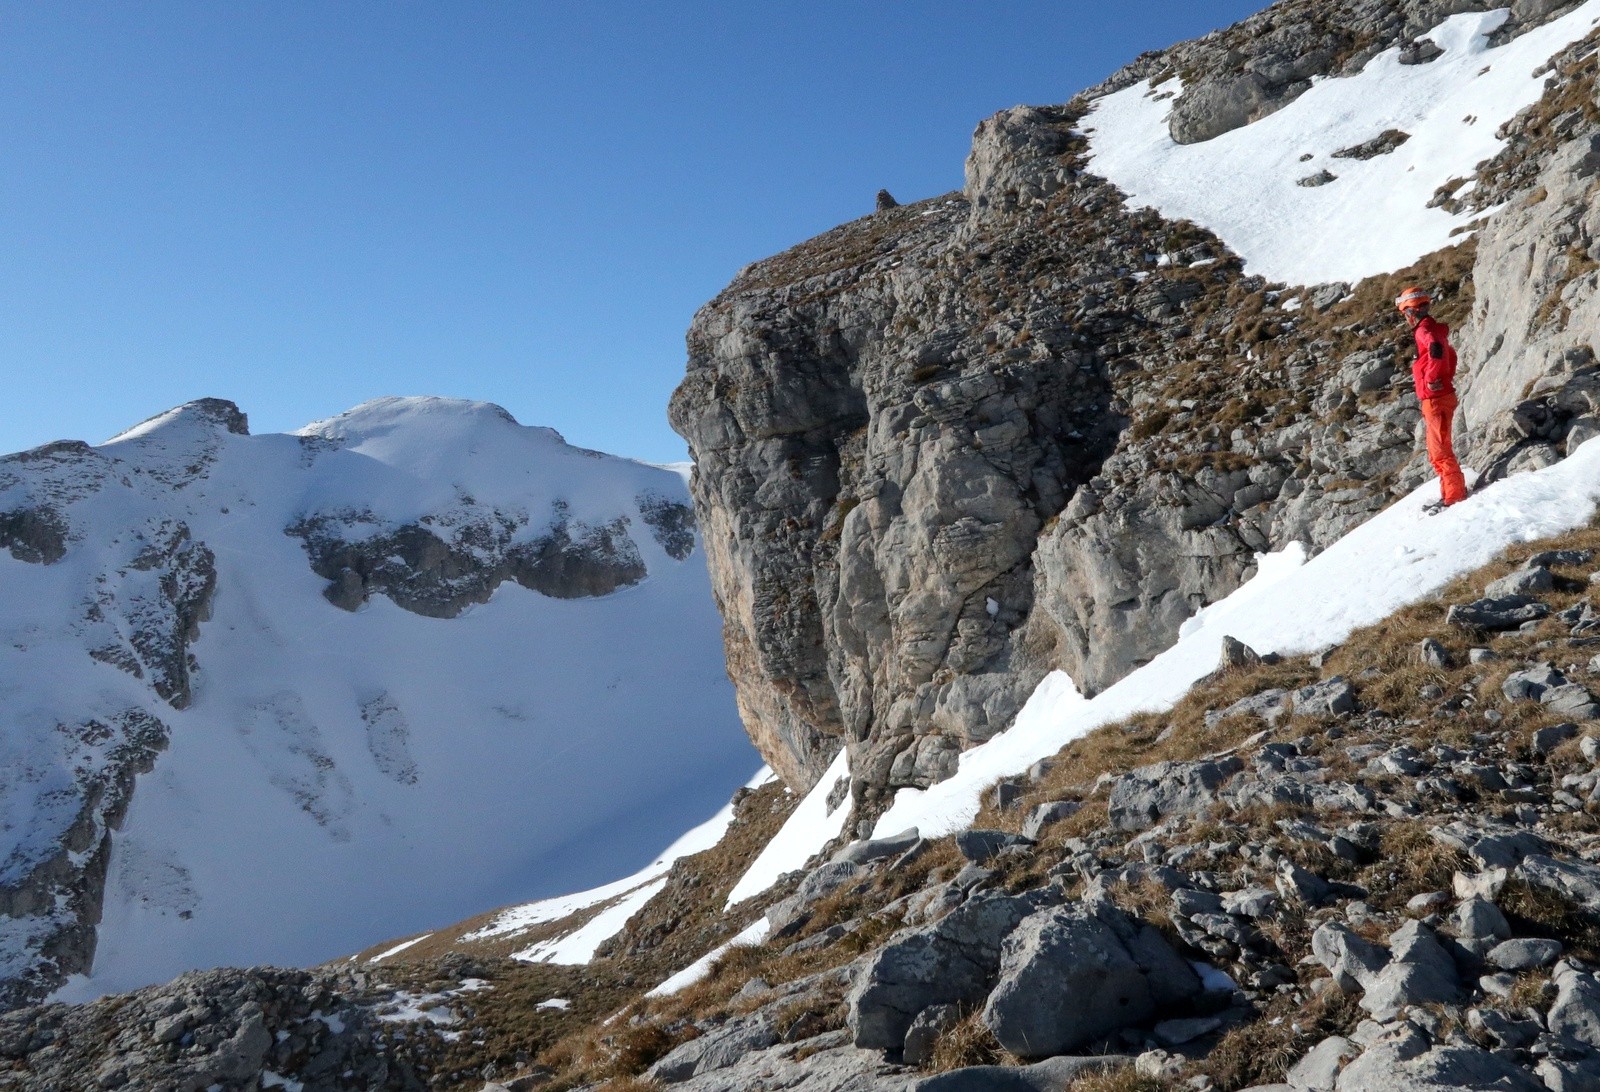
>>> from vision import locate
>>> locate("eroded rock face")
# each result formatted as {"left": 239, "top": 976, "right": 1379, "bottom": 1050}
{"left": 289, "top": 503, "right": 648, "bottom": 617}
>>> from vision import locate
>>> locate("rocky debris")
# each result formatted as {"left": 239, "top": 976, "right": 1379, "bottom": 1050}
{"left": 1207, "top": 688, "right": 1292, "bottom": 728}
{"left": 1332, "top": 129, "right": 1410, "bottom": 160}
{"left": 637, "top": 492, "right": 698, "bottom": 560}
{"left": 981, "top": 902, "right": 1201, "bottom": 1057}
{"left": 1518, "top": 854, "right": 1600, "bottom": 911}
{"left": 1334, "top": 1036, "right": 1545, "bottom": 1091}
{"left": 0, "top": 505, "right": 69, "bottom": 564}
{"left": 1298, "top": 169, "right": 1338, "bottom": 187}
{"left": 0, "top": 965, "right": 427, "bottom": 1091}
{"left": 911, "top": 1054, "right": 1129, "bottom": 1090}
{"left": 1108, "top": 756, "right": 1243, "bottom": 831}
{"left": 1501, "top": 663, "right": 1600, "bottom": 718}
{"left": 1399, "top": 37, "right": 1445, "bottom": 64}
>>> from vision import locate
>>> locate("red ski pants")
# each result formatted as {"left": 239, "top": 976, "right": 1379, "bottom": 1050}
{"left": 1421, "top": 393, "right": 1468, "bottom": 506}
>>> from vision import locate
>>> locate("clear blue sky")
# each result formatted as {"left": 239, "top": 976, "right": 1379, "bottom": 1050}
{"left": 1, "top": 1, "right": 1263, "bottom": 464}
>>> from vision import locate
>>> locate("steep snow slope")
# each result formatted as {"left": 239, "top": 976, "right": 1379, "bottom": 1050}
{"left": 712, "top": 438, "right": 1600, "bottom": 905}
{"left": 0, "top": 396, "right": 758, "bottom": 1004}
{"left": 1084, "top": 3, "right": 1600, "bottom": 285}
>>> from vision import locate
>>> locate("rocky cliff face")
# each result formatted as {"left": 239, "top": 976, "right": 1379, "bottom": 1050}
{"left": 671, "top": 0, "right": 1600, "bottom": 823}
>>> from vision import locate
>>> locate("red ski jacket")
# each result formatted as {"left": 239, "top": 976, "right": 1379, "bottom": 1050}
{"left": 1411, "top": 315, "right": 1457, "bottom": 402}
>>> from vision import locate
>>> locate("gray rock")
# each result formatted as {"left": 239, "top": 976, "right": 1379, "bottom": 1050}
{"left": 1548, "top": 962, "right": 1600, "bottom": 1050}
{"left": 1518, "top": 854, "right": 1600, "bottom": 912}
{"left": 1288, "top": 1035, "right": 1358, "bottom": 1091}
{"left": 1220, "top": 634, "right": 1263, "bottom": 668}
{"left": 1415, "top": 638, "right": 1452, "bottom": 669}
{"left": 901, "top": 1003, "right": 959, "bottom": 1068}
{"left": 1358, "top": 921, "right": 1463, "bottom": 1020}
{"left": 1452, "top": 897, "right": 1511, "bottom": 945}
{"left": 1502, "top": 661, "right": 1567, "bottom": 702}
{"left": 649, "top": 1015, "right": 778, "bottom": 1083}
{"left": 1153, "top": 1014, "right": 1225, "bottom": 1045}
{"left": 848, "top": 889, "right": 1049, "bottom": 1050}
{"left": 1447, "top": 595, "right": 1550, "bottom": 631}
{"left": 835, "top": 828, "right": 921, "bottom": 866}
{"left": 1537, "top": 1055, "right": 1600, "bottom": 1092}
{"left": 768, "top": 861, "right": 863, "bottom": 939}
{"left": 1311, "top": 921, "right": 1390, "bottom": 993}
{"left": 1486, "top": 937, "right": 1563, "bottom": 971}
{"left": 955, "top": 829, "right": 1032, "bottom": 865}
{"left": 1207, "top": 688, "right": 1292, "bottom": 728}
{"left": 981, "top": 903, "right": 1199, "bottom": 1058}
{"left": 1532, "top": 722, "right": 1580, "bottom": 754}
{"left": 1107, "top": 756, "right": 1243, "bottom": 831}
{"left": 1429, "top": 820, "right": 1548, "bottom": 870}
{"left": 910, "top": 1054, "right": 1130, "bottom": 1091}
{"left": 1334, "top": 1041, "right": 1544, "bottom": 1091}
{"left": 1292, "top": 677, "right": 1356, "bottom": 717}
{"left": 1485, "top": 566, "right": 1554, "bottom": 598}
{"left": 1021, "top": 800, "right": 1080, "bottom": 840}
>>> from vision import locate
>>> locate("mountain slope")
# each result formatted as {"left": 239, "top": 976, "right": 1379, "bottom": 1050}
{"left": 0, "top": 396, "right": 758, "bottom": 1007}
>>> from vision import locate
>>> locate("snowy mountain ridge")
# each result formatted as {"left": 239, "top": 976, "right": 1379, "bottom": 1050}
{"left": 0, "top": 395, "right": 758, "bottom": 1008}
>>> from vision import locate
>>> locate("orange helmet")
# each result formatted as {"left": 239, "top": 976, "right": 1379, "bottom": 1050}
{"left": 1395, "top": 286, "right": 1431, "bottom": 313}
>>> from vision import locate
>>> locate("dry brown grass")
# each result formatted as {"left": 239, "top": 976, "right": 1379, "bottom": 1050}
{"left": 1499, "top": 879, "right": 1600, "bottom": 963}
{"left": 1356, "top": 821, "right": 1469, "bottom": 913}
{"left": 1199, "top": 987, "right": 1358, "bottom": 1090}
{"left": 927, "top": 1009, "right": 1014, "bottom": 1072}
{"left": 1067, "top": 1067, "right": 1172, "bottom": 1092}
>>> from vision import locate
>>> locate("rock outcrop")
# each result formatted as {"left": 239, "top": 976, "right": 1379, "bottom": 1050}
{"left": 670, "top": 0, "right": 1600, "bottom": 829}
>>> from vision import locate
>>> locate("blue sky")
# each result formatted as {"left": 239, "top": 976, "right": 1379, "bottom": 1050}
{"left": 1, "top": 1, "right": 1264, "bottom": 464}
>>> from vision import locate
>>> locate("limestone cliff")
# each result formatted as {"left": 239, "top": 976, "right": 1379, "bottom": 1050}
{"left": 670, "top": 0, "right": 1600, "bottom": 822}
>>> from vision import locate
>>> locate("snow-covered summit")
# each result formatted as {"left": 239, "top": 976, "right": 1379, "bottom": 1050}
{"left": 0, "top": 396, "right": 759, "bottom": 1007}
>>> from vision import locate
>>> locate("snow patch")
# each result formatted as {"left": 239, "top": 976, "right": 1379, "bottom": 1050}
{"left": 724, "top": 751, "right": 851, "bottom": 907}
{"left": 1085, "top": 3, "right": 1600, "bottom": 285}
{"left": 647, "top": 917, "right": 772, "bottom": 997}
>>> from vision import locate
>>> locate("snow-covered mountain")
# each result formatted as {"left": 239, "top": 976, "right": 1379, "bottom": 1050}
{"left": 0, "top": 395, "right": 758, "bottom": 1007}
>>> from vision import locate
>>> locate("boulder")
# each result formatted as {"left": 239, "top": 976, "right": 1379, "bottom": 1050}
{"left": 901, "top": 1003, "right": 959, "bottom": 1067}
{"left": 910, "top": 1054, "right": 1130, "bottom": 1091}
{"left": 1547, "top": 962, "right": 1600, "bottom": 1050}
{"left": 835, "top": 828, "right": 921, "bottom": 866}
{"left": 1021, "top": 800, "right": 1080, "bottom": 840}
{"left": 981, "top": 903, "right": 1200, "bottom": 1058}
{"left": 1334, "top": 1041, "right": 1544, "bottom": 1091}
{"left": 1292, "top": 677, "right": 1356, "bottom": 717}
{"left": 1107, "top": 756, "right": 1243, "bottom": 831}
{"left": 1311, "top": 921, "right": 1389, "bottom": 993}
{"left": 648, "top": 1014, "right": 777, "bottom": 1083}
{"left": 1287, "top": 1035, "right": 1358, "bottom": 1091}
{"left": 1486, "top": 937, "right": 1563, "bottom": 971}
{"left": 1485, "top": 566, "right": 1554, "bottom": 598}
{"left": 1358, "top": 921, "right": 1463, "bottom": 1020}
{"left": 767, "top": 861, "right": 863, "bottom": 939}
{"left": 1206, "top": 688, "right": 1291, "bottom": 727}
{"left": 1501, "top": 662, "right": 1567, "bottom": 702}
{"left": 955, "top": 829, "right": 1032, "bottom": 865}
{"left": 1446, "top": 595, "right": 1550, "bottom": 631}
{"left": 847, "top": 889, "right": 1050, "bottom": 1050}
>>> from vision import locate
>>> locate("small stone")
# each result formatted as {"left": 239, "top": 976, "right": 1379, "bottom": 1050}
{"left": 1406, "top": 891, "right": 1449, "bottom": 914}
{"left": 1416, "top": 638, "right": 1453, "bottom": 669}
{"left": 1219, "top": 635, "right": 1262, "bottom": 670}
{"left": 1487, "top": 937, "right": 1563, "bottom": 971}
{"left": 1533, "top": 722, "right": 1579, "bottom": 755}
{"left": 1469, "top": 647, "right": 1497, "bottom": 664}
{"left": 1486, "top": 567, "right": 1555, "bottom": 598}
{"left": 1022, "top": 800, "right": 1080, "bottom": 840}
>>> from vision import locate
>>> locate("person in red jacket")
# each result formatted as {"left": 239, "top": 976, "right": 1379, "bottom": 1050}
{"left": 1396, "top": 286, "right": 1469, "bottom": 509}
